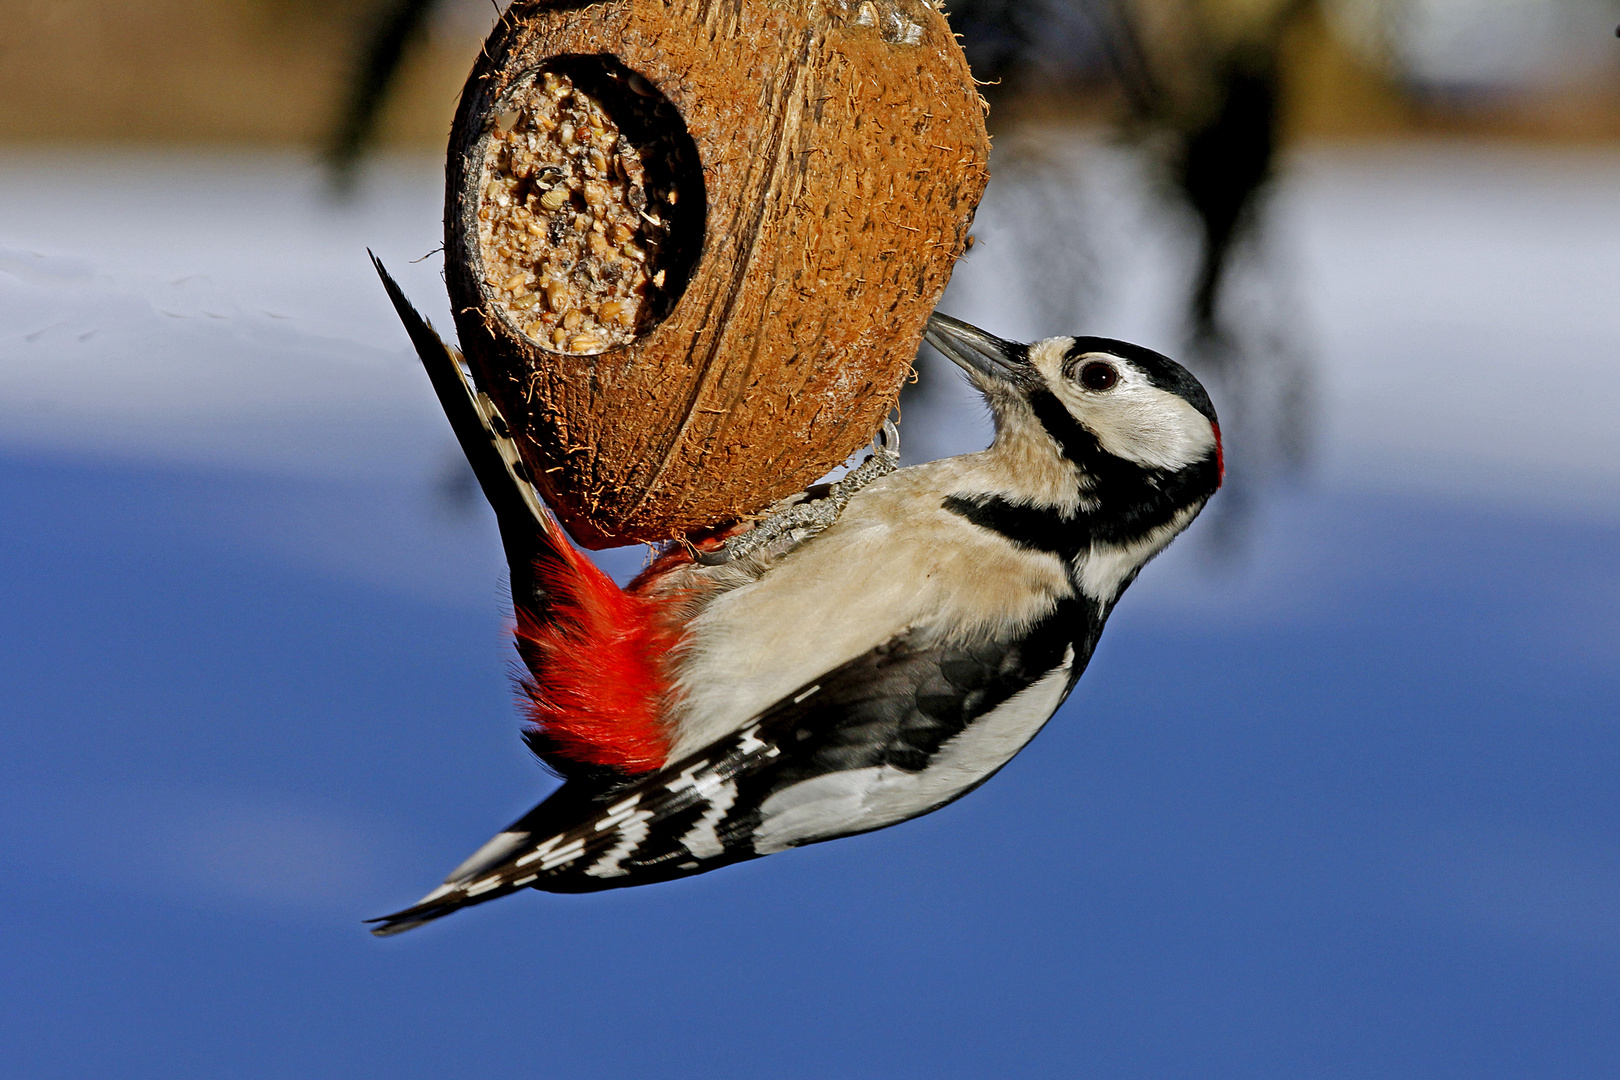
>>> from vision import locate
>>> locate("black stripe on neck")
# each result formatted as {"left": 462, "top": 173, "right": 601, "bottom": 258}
{"left": 1016, "top": 388, "right": 1220, "bottom": 545}
{"left": 943, "top": 495, "right": 1086, "bottom": 563}
{"left": 1026, "top": 388, "right": 1100, "bottom": 467}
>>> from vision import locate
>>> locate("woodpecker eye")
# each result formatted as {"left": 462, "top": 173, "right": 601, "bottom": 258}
{"left": 1078, "top": 360, "right": 1118, "bottom": 391}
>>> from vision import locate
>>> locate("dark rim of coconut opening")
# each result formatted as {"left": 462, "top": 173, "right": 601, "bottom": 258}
{"left": 471, "top": 54, "right": 706, "bottom": 357}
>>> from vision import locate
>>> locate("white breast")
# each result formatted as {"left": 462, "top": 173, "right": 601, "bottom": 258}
{"left": 663, "top": 457, "right": 1073, "bottom": 760}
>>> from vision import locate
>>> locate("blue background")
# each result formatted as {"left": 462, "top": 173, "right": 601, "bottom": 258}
{"left": 4, "top": 452, "right": 1617, "bottom": 1078}
{"left": 3, "top": 145, "right": 1619, "bottom": 1077}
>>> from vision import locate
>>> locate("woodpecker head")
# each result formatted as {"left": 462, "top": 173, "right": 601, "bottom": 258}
{"left": 924, "top": 312, "right": 1223, "bottom": 535}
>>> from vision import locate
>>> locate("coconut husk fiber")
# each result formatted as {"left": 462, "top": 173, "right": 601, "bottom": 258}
{"left": 445, "top": 0, "right": 989, "bottom": 548}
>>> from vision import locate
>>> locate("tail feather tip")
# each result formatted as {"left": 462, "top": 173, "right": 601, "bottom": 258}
{"left": 365, "top": 904, "right": 451, "bottom": 938}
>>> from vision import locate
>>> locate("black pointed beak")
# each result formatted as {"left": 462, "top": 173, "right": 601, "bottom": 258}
{"left": 924, "top": 312, "right": 1029, "bottom": 386}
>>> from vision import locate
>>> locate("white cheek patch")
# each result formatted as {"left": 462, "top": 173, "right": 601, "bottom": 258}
{"left": 1028, "top": 339, "right": 1216, "bottom": 471}
{"left": 1082, "top": 388, "right": 1215, "bottom": 470}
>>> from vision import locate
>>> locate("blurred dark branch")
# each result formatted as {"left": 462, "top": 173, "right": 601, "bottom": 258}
{"left": 952, "top": 0, "right": 1315, "bottom": 343}
{"left": 326, "top": 0, "right": 441, "bottom": 190}
{"left": 1107, "top": 0, "right": 1315, "bottom": 344}
{"left": 1083, "top": 0, "right": 1159, "bottom": 118}
{"left": 1177, "top": 47, "right": 1281, "bottom": 337}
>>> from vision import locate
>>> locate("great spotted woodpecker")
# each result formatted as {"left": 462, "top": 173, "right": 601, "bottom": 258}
{"left": 367, "top": 256, "right": 1222, "bottom": 935}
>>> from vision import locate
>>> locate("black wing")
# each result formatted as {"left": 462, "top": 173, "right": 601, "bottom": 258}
{"left": 368, "top": 603, "right": 1095, "bottom": 936}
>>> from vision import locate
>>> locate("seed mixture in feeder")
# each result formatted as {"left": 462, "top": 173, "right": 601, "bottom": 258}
{"left": 477, "top": 69, "right": 682, "bottom": 355}
{"left": 439, "top": 0, "right": 987, "bottom": 545}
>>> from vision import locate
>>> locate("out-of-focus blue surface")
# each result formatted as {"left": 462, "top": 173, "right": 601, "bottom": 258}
{"left": 3, "top": 452, "right": 1617, "bottom": 1079}
{"left": 2, "top": 146, "right": 1619, "bottom": 1077}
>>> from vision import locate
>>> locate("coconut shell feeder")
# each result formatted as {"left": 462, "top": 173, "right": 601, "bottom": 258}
{"left": 444, "top": 0, "right": 989, "bottom": 548}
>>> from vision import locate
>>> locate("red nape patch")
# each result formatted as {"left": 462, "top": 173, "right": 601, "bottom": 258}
{"left": 514, "top": 545, "right": 679, "bottom": 775}
{"left": 1212, "top": 422, "right": 1225, "bottom": 487}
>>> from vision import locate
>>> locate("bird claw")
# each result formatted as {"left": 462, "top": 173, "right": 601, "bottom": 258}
{"left": 696, "top": 419, "right": 900, "bottom": 566}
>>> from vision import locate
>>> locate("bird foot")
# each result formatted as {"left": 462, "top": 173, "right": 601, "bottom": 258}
{"left": 696, "top": 419, "right": 899, "bottom": 566}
